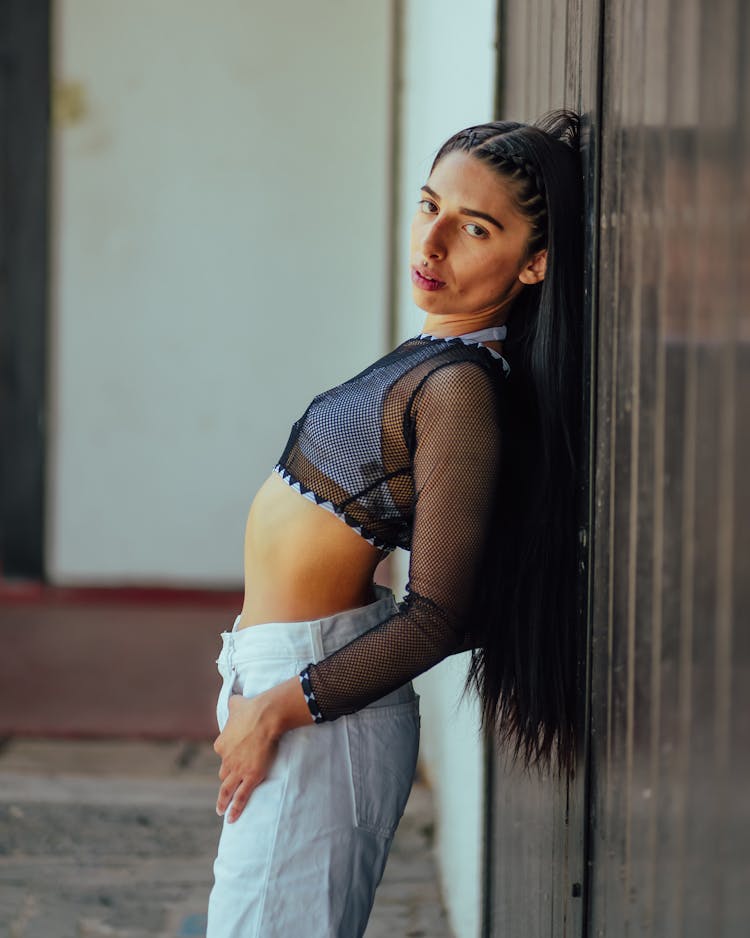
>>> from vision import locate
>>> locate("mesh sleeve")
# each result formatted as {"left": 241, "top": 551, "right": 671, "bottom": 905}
{"left": 303, "top": 361, "right": 502, "bottom": 719}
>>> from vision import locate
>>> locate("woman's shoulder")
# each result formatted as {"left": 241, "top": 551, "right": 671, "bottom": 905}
{"left": 415, "top": 355, "right": 501, "bottom": 409}
{"left": 405, "top": 337, "right": 504, "bottom": 389}
{"left": 401, "top": 347, "right": 504, "bottom": 447}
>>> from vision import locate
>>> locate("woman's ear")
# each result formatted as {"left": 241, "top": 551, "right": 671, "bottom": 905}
{"left": 518, "top": 249, "right": 547, "bottom": 285}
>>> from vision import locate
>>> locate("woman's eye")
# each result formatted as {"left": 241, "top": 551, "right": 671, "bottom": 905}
{"left": 465, "top": 223, "right": 489, "bottom": 238}
{"left": 418, "top": 199, "right": 438, "bottom": 214}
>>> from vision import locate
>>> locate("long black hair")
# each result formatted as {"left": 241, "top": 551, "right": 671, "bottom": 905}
{"left": 434, "top": 111, "right": 584, "bottom": 773}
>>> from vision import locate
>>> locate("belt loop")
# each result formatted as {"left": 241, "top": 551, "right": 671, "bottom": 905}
{"left": 227, "top": 632, "right": 235, "bottom": 671}
{"left": 217, "top": 631, "right": 235, "bottom": 673}
{"left": 309, "top": 621, "right": 324, "bottom": 664}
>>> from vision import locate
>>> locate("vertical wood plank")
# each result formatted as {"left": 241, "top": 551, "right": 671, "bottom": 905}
{"left": 0, "top": 0, "right": 50, "bottom": 577}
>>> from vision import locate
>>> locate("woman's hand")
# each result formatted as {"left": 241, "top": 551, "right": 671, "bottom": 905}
{"left": 213, "top": 675, "right": 314, "bottom": 823}
{"left": 213, "top": 693, "right": 279, "bottom": 823}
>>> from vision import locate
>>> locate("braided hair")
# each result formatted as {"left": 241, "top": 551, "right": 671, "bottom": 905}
{"left": 432, "top": 112, "right": 584, "bottom": 774}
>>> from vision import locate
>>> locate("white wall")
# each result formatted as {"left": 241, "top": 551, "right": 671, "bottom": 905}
{"left": 49, "top": 0, "right": 393, "bottom": 585}
{"left": 394, "top": 3, "right": 499, "bottom": 937}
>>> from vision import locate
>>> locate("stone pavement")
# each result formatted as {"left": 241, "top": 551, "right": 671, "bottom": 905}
{"left": 0, "top": 739, "right": 452, "bottom": 938}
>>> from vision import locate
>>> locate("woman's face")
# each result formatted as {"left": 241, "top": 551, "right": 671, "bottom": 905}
{"left": 409, "top": 150, "right": 545, "bottom": 329}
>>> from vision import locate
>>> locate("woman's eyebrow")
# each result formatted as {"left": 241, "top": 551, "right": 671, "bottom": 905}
{"left": 421, "top": 184, "right": 505, "bottom": 231}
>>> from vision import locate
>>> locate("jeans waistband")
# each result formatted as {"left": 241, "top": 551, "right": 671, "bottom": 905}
{"left": 218, "top": 585, "right": 397, "bottom": 667}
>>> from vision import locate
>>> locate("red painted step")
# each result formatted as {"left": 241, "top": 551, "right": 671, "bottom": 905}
{"left": 0, "top": 587, "right": 242, "bottom": 739}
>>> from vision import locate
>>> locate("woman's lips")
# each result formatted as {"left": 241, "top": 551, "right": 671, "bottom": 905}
{"left": 411, "top": 266, "right": 446, "bottom": 291}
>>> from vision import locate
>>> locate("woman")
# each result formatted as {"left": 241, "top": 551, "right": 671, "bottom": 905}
{"left": 207, "top": 110, "right": 583, "bottom": 937}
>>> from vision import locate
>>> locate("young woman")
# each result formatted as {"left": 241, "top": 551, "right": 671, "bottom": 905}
{"left": 207, "top": 110, "right": 584, "bottom": 937}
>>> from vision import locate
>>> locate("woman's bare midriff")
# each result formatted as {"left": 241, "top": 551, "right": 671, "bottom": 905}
{"left": 237, "top": 472, "right": 385, "bottom": 630}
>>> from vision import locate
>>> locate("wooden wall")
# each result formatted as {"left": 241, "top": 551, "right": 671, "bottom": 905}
{"left": 488, "top": 1, "right": 748, "bottom": 935}
{"left": 589, "top": 0, "right": 747, "bottom": 934}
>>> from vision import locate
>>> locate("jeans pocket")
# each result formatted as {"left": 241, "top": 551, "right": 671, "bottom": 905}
{"left": 345, "top": 696, "right": 420, "bottom": 838}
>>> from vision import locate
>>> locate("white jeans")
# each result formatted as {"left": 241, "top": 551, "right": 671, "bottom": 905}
{"left": 206, "top": 587, "right": 421, "bottom": 938}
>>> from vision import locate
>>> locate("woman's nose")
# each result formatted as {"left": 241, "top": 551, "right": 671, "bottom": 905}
{"left": 421, "top": 220, "right": 447, "bottom": 260}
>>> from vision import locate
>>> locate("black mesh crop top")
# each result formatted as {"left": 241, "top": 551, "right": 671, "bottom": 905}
{"left": 274, "top": 329, "right": 510, "bottom": 722}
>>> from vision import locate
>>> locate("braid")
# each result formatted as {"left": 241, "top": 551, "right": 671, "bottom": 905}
{"left": 480, "top": 146, "right": 548, "bottom": 252}
{"left": 483, "top": 148, "right": 546, "bottom": 200}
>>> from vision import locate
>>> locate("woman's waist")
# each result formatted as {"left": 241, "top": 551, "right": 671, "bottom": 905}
{"left": 240, "top": 472, "right": 384, "bottom": 626}
{"left": 241, "top": 527, "right": 383, "bottom": 626}
{"left": 238, "top": 575, "right": 380, "bottom": 630}
{"left": 222, "top": 585, "right": 397, "bottom": 665}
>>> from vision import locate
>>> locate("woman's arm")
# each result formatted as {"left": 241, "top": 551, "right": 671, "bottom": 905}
{"left": 215, "top": 359, "right": 502, "bottom": 821}
{"left": 301, "top": 360, "right": 502, "bottom": 717}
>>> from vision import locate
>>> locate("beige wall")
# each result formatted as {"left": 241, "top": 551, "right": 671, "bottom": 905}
{"left": 48, "top": 0, "right": 394, "bottom": 585}
{"left": 49, "top": 2, "right": 500, "bottom": 932}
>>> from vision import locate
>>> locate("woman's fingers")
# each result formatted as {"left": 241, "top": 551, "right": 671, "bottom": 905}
{"left": 213, "top": 691, "right": 282, "bottom": 821}
{"left": 215, "top": 764, "right": 265, "bottom": 819}
{"left": 216, "top": 772, "right": 239, "bottom": 816}
{"left": 227, "top": 779, "right": 255, "bottom": 823}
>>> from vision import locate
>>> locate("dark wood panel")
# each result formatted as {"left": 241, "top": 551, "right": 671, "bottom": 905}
{"left": 493, "top": 0, "right": 747, "bottom": 935}
{"left": 0, "top": 0, "right": 50, "bottom": 577}
{"left": 588, "top": 0, "right": 748, "bottom": 935}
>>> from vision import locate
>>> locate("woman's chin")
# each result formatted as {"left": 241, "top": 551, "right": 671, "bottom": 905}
{"left": 411, "top": 288, "right": 445, "bottom": 314}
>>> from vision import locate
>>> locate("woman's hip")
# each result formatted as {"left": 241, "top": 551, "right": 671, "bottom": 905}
{"left": 208, "top": 661, "right": 420, "bottom": 937}
{"left": 213, "top": 584, "right": 421, "bottom": 834}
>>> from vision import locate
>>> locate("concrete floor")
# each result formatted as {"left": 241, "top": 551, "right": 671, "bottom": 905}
{"left": 0, "top": 739, "right": 453, "bottom": 938}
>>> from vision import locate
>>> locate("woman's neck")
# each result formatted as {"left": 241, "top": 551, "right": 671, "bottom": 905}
{"left": 421, "top": 311, "right": 508, "bottom": 339}
{"left": 422, "top": 316, "right": 507, "bottom": 353}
